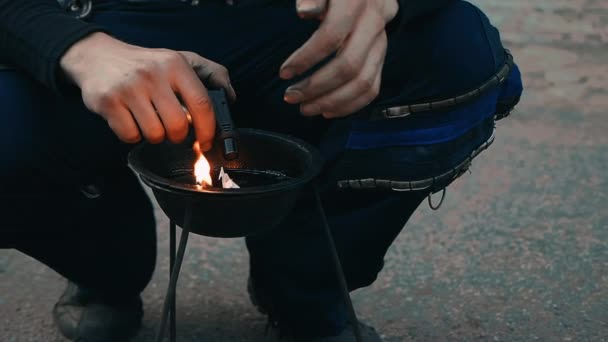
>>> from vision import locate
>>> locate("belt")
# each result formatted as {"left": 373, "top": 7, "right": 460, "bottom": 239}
{"left": 56, "top": 0, "right": 233, "bottom": 19}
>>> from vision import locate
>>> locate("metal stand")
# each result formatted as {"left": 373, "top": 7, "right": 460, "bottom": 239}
{"left": 154, "top": 188, "right": 363, "bottom": 342}
{"left": 169, "top": 222, "right": 177, "bottom": 342}
{"left": 155, "top": 206, "right": 192, "bottom": 342}
{"left": 313, "top": 184, "right": 364, "bottom": 342}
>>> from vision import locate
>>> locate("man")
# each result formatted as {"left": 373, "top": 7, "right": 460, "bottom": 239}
{"left": 0, "top": 0, "right": 523, "bottom": 341}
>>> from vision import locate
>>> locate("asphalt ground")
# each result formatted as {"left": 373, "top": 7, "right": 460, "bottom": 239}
{"left": 1, "top": 1, "right": 607, "bottom": 341}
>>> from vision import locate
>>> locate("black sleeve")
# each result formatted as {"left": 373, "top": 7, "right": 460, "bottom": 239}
{"left": 387, "top": 0, "right": 455, "bottom": 33}
{"left": 0, "top": 0, "right": 107, "bottom": 94}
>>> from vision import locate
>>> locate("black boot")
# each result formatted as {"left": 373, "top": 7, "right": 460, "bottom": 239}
{"left": 248, "top": 277, "right": 382, "bottom": 342}
{"left": 52, "top": 282, "right": 143, "bottom": 342}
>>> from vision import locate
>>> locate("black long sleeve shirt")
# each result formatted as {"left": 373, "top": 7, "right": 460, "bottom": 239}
{"left": 0, "top": 0, "right": 107, "bottom": 93}
{"left": 0, "top": 0, "right": 452, "bottom": 94}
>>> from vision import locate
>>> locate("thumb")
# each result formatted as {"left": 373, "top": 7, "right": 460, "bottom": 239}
{"left": 178, "top": 51, "right": 237, "bottom": 101}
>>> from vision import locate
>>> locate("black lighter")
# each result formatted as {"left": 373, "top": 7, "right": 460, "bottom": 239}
{"left": 208, "top": 89, "right": 239, "bottom": 161}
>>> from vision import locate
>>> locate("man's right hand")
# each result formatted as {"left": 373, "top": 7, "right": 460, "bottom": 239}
{"left": 60, "top": 32, "right": 236, "bottom": 151}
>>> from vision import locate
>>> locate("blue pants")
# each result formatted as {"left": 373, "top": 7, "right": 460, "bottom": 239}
{"left": 0, "top": 0, "right": 521, "bottom": 336}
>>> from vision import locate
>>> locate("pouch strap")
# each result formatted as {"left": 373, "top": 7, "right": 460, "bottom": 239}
{"left": 336, "top": 126, "right": 496, "bottom": 192}
{"left": 370, "top": 50, "right": 515, "bottom": 121}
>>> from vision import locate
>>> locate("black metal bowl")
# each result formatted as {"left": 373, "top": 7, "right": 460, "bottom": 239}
{"left": 128, "top": 129, "right": 323, "bottom": 238}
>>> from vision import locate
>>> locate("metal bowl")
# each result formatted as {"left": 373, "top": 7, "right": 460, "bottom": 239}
{"left": 128, "top": 129, "right": 323, "bottom": 237}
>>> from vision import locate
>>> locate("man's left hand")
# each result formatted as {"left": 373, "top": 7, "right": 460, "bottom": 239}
{"left": 281, "top": 0, "right": 399, "bottom": 118}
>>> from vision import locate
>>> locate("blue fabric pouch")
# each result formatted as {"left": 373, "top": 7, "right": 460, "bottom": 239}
{"left": 320, "top": 63, "right": 524, "bottom": 191}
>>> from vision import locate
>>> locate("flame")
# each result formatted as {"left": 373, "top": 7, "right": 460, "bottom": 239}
{"left": 193, "top": 141, "right": 212, "bottom": 187}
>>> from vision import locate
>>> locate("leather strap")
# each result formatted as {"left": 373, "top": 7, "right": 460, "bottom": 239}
{"left": 336, "top": 126, "right": 496, "bottom": 192}
{"left": 369, "top": 50, "right": 515, "bottom": 121}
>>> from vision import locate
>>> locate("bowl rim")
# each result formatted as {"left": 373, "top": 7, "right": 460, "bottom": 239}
{"left": 127, "top": 128, "right": 324, "bottom": 196}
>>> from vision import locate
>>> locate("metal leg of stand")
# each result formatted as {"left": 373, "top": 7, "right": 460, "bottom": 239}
{"left": 155, "top": 206, "right": 192, "bottom": 342}
{"left": 312, "top": 184, "right": 363, "bottom": 342}
{"left": 169, "top": 221, "right": 177, "bottom": 342}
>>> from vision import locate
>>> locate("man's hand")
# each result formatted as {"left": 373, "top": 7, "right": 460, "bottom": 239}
{"left": 282, "top": 0, "right": 398, "bottom": 118}
{"left": 60, "top": 32, "right": 236, "bottom": 150}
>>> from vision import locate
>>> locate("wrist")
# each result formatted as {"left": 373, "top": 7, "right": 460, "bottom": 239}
{"left": 59, "top": 32, "right": 121, "bottom": 86}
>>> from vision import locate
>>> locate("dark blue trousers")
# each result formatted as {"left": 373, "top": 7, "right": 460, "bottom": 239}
{"left": 0, "top": 0, "right": 518, "bottom": 336}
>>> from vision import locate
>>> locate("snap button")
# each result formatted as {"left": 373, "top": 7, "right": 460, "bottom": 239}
{"left": 58, "top": 0, "right": 93, "bottom": 20}
{"left": 80, "top": 184, "right": 102, "bottom": 199}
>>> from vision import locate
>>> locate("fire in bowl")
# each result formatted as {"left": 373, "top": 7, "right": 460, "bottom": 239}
{"left": 128, "top": 128, "right": 323, "bottom": 238}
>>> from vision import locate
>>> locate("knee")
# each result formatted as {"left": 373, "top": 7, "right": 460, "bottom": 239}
{"left": 0, "top": 70, "right": 51, "bottom": 183}
{"left": 386, "top": 0, "right": 506, "bottom": 96}
{"left": 347, "top": 258, "right": 385, "bottom": 290}
{"left": 0, "top": 69, "right": 128, "bottom": 185}
{"left": 427, "top": 1, "right": 506, "bottom": 86}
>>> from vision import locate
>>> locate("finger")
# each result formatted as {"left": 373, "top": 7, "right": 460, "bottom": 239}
{"left": 323, "top": 66, "right": 382, "bottom": 118}
{"left": 172, "top": 62, "right": 216, "bottom": 151}
{"left": 383, "top": 0, "right": 399, "bottom": 23}
{"left": 300, "top": 35, "right": 386, "bottom": 117}
{"left": 151, "top": 84, "right": 190, "bottom": 144}
{"left": 284, "top": 12, "right": 385, "bottom": 104}
{"left": 104, "top": 105, "right": 142, "bottom": 144}
{"left": 296, "top": 0, "right": 328, "bottom": 19}
{"left": 125, "top": 96, "right": 166, "bottom": 144}
{"left": 280, "top": 0, "right": 364, "bottom": 79}
{"left": 179, "top": 51, "right": 237, "bottom": 101}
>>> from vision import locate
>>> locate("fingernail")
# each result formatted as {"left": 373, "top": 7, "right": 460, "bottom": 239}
{"left": 284, "top": 89, "right": 304, "bottom": 103}
{"left": 280, "top": 67, "right": 296, "bottom": 80}
{"left": 301, "top": 103, "right": 321, "bottom": 116}
{"left": 297, "top": 0, "right": 319, "bottom": 14}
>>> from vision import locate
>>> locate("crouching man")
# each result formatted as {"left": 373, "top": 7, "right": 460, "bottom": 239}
{"left": 0, "top": 0, "right": 522, "bottom": 340}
